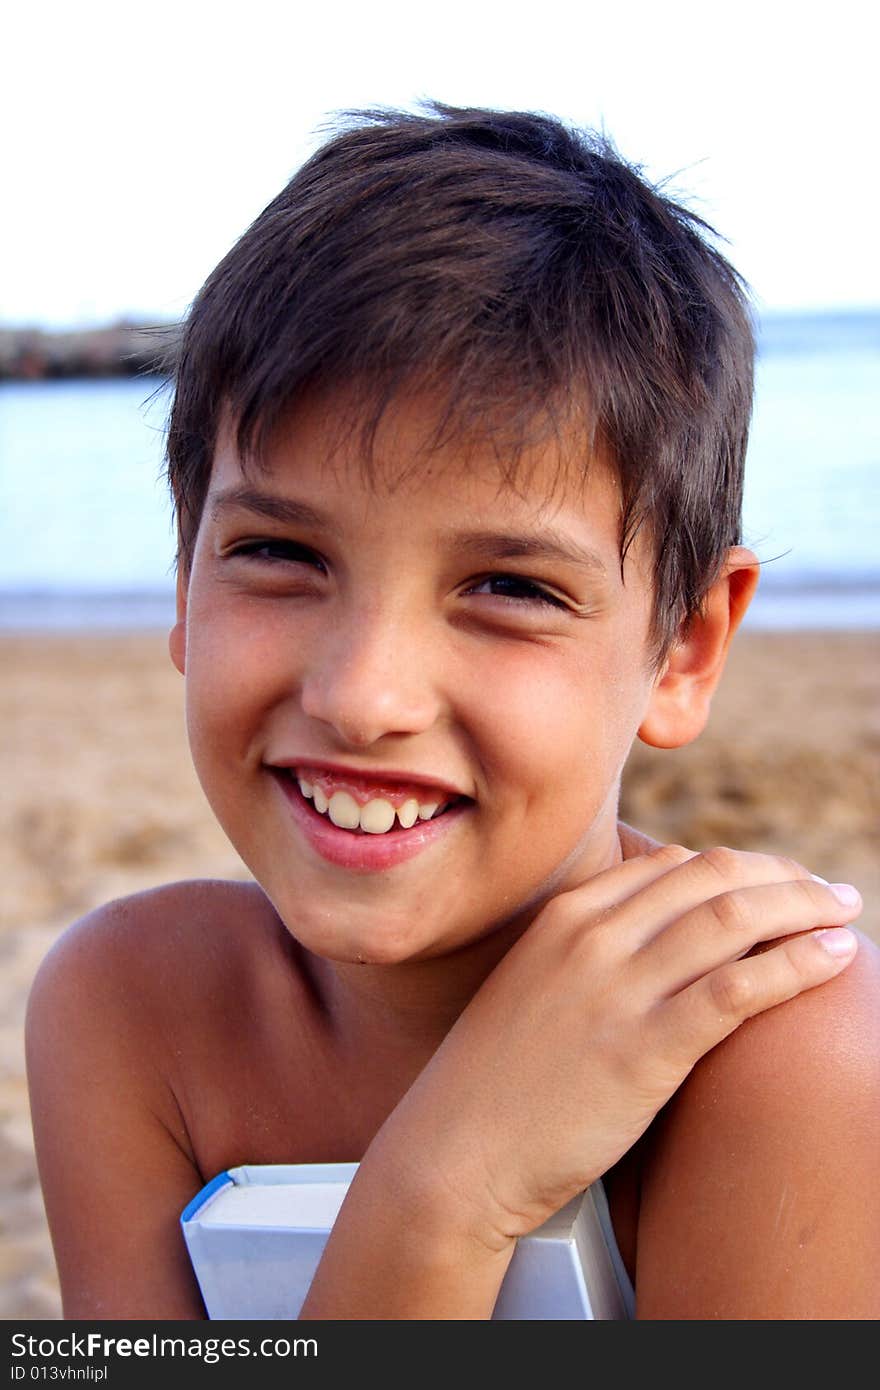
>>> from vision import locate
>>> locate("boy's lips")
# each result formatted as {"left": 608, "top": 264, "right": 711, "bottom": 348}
{"left": 270, "top": 767, "right": 472, "bottom": 872}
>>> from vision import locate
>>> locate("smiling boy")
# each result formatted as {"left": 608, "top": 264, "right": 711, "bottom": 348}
{"left": 26, "top": 104, "right": 880, "bottom": 1319}
{"left": 184, "top": 397, "right": 673, "bottom": 963}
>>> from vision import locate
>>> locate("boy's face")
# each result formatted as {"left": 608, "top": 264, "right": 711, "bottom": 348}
{"left": 173, "top": 391, "right": 667, "bottom": 965}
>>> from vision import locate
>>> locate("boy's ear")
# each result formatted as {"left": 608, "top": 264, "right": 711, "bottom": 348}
{"left": 168, "top": 565, "right": 188, "bottom": 676}
{"left": 638, "top": 547, "right": 759, "bottom": 750}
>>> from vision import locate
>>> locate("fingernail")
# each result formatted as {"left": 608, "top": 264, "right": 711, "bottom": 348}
{"left": 814, "top": 927, "right": 858, "bottom": 957}
{"left": 828, "top": 883, "right": 861, "bottom": 906}
{"left": 810, "top": 874, "right": 828, "bottom": 884}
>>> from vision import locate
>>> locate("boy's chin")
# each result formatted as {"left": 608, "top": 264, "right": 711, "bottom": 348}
{"left": 271, "top": 898, "right": 450, "bottom": 968}
{"left": 272, "top": 892, "right": 506, "bottom": 970}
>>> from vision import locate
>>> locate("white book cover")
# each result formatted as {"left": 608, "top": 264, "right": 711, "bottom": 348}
{"left": 181, "top": 1163, "right": 634, "bottom": 1320}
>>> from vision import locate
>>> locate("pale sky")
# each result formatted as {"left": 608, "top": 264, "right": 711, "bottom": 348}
{"left": 3, "top": 0, "right": 878, "bottom": 328}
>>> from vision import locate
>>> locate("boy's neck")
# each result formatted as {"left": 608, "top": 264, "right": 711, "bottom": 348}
{"left": 305, "top": 820, "right": 649, "bottom": 1066}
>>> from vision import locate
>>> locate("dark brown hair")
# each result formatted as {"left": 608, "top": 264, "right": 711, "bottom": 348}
{"left": 166, "top": 102, "right": 755, "bottom": 654}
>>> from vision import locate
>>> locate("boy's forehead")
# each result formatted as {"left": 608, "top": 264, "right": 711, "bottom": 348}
{"left": 210, "top": 389, "right": 618, "bottom": 525}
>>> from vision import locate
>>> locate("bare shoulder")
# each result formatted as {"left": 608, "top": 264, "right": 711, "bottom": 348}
{"left": 30, "top": 876, "right": 282, "bottom": 981}
{"left": 26, "top": 877, "right": 309, "bottom": 1151}
{"left": 25, "top": 878, "right": 301, "bottom": 1318}
{"left": 635, "top": 932, "right": 880, "bottom": 1319}
{"left": 28, "top": 877, "right": 292, "bottom": 1036}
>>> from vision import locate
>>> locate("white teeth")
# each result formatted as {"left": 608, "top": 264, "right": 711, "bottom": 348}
{"left": 295, "top": 773, "right": 456, "bottom": 834}
{"left": 397, "top": 798, "right": 420, "bottom": 829}
{"left": 359, "top": 798, "right": 397, "bottom": 834}
{"left": 327, "top": 790, "right": 360, "bottom": 830}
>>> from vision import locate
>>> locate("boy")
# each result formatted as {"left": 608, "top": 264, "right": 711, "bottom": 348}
{"left": 26, "top": 104, "right": 880, "bottom": 1319}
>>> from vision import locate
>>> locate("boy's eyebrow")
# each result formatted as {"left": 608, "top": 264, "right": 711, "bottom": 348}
{"left": 209, "top": 486, "right": 334, "bottom": 532}
{"left": 209, "top": 485, "right": 607, "bottom": 573}
{"left": 442, "top": 528, "right": 608, "bottom": 574}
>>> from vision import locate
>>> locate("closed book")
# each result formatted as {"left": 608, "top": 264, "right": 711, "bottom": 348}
{"left": 181, "top": 1163, "right": 634, "bottom": 1320}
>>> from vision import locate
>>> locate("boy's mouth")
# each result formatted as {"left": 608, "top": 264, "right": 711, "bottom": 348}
{"left": 273, "top": 767, "right": 469, "bottom": 836}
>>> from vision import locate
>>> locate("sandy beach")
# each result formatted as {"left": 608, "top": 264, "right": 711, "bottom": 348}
{"left": 1, "top": 627, "right": 877, "bottom": 1319}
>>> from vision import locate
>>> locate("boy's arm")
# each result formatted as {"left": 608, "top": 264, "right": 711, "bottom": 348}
{"left": 300, "top": 847, "right": 865, "bottom": 1318}
{"left": 634, "top": 932, "right": 880, "bottom": 1319}
{"left": 26, "top": 905, "right": 207, "bottom": 1319}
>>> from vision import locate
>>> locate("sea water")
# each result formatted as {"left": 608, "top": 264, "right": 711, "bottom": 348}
{"left": 0, "top": 311, "right": 877, "bottom": 630}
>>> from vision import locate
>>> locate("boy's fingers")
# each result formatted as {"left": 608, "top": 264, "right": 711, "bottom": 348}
{"left": 554, "top": 845, "right": 818, "bottom": 951}
{"left": 654, "top": 927, "right": 859, "bottom": 1071}
{"left": 547, "top": 843, "right": 699, "bottom": 920}
{"left": 634, "top": 878, "right": 863, "bottom": 997}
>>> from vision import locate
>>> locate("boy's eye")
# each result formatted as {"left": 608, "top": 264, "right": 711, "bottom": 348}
{"left": 229, "top": 539, "right": 326, "bottom": 570}
{"left": 467, "top": 574, "right": 568, "bottom": 609}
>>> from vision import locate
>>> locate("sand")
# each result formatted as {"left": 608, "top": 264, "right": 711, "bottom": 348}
{"left": 1, "top": 628, "right": 877, "bottom": 1319}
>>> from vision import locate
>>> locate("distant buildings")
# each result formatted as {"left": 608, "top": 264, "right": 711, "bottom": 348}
{"left": 0, "top": 320, "right": 179, "bottom": 379}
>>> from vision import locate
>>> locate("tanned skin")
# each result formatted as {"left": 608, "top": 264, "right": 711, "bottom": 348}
{"left": 27, "top": 394, "right": 880, "bottom": 1320}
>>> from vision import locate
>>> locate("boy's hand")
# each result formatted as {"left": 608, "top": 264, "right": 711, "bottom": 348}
{"left": 375, "top": 844, "right": 861, "bottom": 1251}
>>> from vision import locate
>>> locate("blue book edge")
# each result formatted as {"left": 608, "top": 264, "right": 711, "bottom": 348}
{"left": 180, "top": 1170, "right": 233, "bottom": 1225}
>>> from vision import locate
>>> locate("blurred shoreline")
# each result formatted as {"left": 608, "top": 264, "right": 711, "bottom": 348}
{"left": 1, "top": 579, "right": 877, "bottom": 632}
{"left": 1, "top": 306, "right": 876, "bottom": 381}
{"left": 0, "top": 320, "right": 177, "bottom": 380}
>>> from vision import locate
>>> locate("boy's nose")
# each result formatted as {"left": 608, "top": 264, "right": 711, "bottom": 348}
{"left": 299, "top": 609, "right": 442, "bottom": 749}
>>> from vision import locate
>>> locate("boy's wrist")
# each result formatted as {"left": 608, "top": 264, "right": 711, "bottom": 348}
{"left": 300, "top": 1134, "right": 516, "bottom": 1319}
{"left": 358, "top": 1121, "right": 519, "bottom": 1261}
